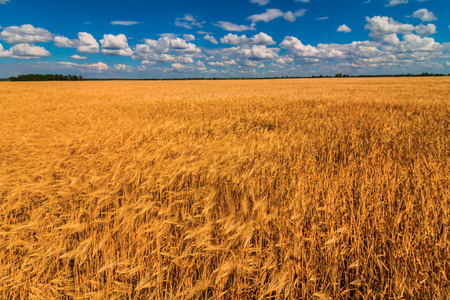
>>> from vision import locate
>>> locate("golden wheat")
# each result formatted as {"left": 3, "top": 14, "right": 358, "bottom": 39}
{"left": 0, "top": 78, "right": 449, "bottom": 299}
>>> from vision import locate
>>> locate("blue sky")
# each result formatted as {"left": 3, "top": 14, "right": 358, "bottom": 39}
{"left": 0, "top": 0, "right": 449, "bottom": 78}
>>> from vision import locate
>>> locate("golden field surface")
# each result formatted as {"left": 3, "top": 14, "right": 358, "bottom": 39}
{"left": 0, "top": 78, "right": 449, "bottom": 299}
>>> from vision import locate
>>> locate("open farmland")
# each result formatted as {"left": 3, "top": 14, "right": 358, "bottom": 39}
{"left": 0, "top": 78, "right": 449, "bottom": 299}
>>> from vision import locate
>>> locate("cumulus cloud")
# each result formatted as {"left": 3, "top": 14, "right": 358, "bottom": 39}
{"left": 2, "top": 43, "right": 51, "bottom": 59}
{"left": 412, "top": 9, "right": 437, "bottom": 22}
{"left": 0, "top": 42, "right": 11, "bottom": 57}
{"left": 0, "top": 24, "right": 53, "bottom": 44}
{"left": 133, "top": 36, "right": 201, "bottom": 63}
{"left": 386, "top": 0, "right": 408, "bottom": 6}
{"left": 175, "top": 14, "right": 204, "bottom": 29}
{"left": 365, "top": 16, "right": 415, "bottom": 38}
{"left": 77, "top": 33, "right": 100, "bottom": 53}
{"left": 171, "top": 62, "right": 188, "bottom": 71}
{"left": 206, "top": 45, "right": 279, "bottom": 63}
{"left": 70, "top": 55, "right": 87, "bottom": 59}
{"left": 414, "top": 23, "right": 436, "bottom": 36}
{"left": 248, "top": 9, "right": 306, "bottom": 26}
{"left": 183, "top": 34, "right": 195, "bottom": 41}
{"left": 114, "top": 64, "right": 134, "bottom": 72}
{"left": 250, "top": 0, "right": 270, "bottom": 5}
{"left": 111, "top": 21, "right": 140, "bottom": 26}
{"left": 337, "top": 24, "right": 352, "bottom": 33}
{"left": 220, "top": 32, "right": 276, "bottom": 46}
{"left": 100, "top": 34, "right": 133, "bottom": 56}
{"left": 204, "top": 35, "right": 218, "bottom": 44}
{"left": 54, "top": 32, "right": 100, "bottom": 54}
{"left": 242, "top": 45, "right": 279, "bottom": 60}
{"left": 56, "top": 61, "right": 110, "bottom": 72}
{"left": 365, "top": 16, "right": 437, "bottom": 39}
{"left": 214, "top": 21, "right": 254, "bottom": 32}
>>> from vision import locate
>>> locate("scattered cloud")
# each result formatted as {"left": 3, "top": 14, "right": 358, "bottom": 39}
{"left": 414, "top": 23, "right": 436, "bottom": 36}
{"left": 133, "top": 36, "right": 201, "bottom": 63}
{"left": 54, "top": 32, "right": 100, "bottom": 53}
{"left": 214, "top": 21, "right": 254, "bottom": 32}
{"left": 295, "top": 0, "right": 310, "bottom": 2}
{"left": 250, "top": 0, "right": 270, "bottom": 5}
{"left": 0, "top": 0, "right": 10, "bottom": 4}
{"left": 114, "top": 64, "right": 134, "bottom": 72}
{"left": 386, "top": 0, "right": 408, "bottom": 7}
{"left": 183, "top": 34, "right": 195, "bottom": 41}
{"left": 70, "top": 55, "right": 87, "bottom": 59}
{"left": 204, "top": 35, "right": 218, "bottom": 44}
{"left": 365, "top": 16, "right": 437, "bottom": 38}
{"left": 220, "top": 32, "right": 276, "bottom": 46}
{"left": 100, "top": 34, "right": 133, "bottom": 56}
{"left": 337, "top": 24, "right": 352, "bottom": 33}
{"left": 0, "top": 24, "right": 53, "bottom": 44}
{"left": 54, "top": 61, "right": 110, "bottom": 72}
{"left": 175, "top": 14, "right": 204, "bottom": 29}
{"left": 7, "top": 43, "right": 51, "bottom": 59}
{"left": 412, "top": 9, "right": 437, "bottom": 22}
{"left": 365, "top": 16, "right": 414, "bottom": 37}
{"left": 111, "top": 21, "right": 140, "bottom": 26}
{"left": 248, "top": 9, "right": 306, "bottom": 26}
{"left": 317, "top": 17, "right": 329, "bottom": 20}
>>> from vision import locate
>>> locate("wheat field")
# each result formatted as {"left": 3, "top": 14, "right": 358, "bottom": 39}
{"left": 0, "top": 78, "right": 449, "bottom": 299}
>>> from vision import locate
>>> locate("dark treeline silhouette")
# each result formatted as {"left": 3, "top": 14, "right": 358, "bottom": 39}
{"left": 5, "top": 72, "right": 449, "bottom": 81}
{"left": 8, "top": 74, "right": 83, "bottom": 81}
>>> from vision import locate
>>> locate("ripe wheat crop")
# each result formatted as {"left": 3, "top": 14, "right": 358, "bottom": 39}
{"left": 0, "top": 78, "right": 449, "bottom": 299}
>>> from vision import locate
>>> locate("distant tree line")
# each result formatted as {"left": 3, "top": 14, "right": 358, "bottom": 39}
{"left": 8, "top": 74, "right": 83, "bottom": 81}
{"left": 5, "top": 72, "right": 449, "bottom": 82}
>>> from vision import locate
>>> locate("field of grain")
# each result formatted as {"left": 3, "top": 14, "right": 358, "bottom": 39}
{"left": 0, "top": 78, "right": 449, "bottom": 299}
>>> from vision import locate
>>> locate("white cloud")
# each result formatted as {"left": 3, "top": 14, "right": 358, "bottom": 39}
{"left": 0, "top": 0, "right": 10, "bottom": 4}
{"left": 183, "top": 34, "right": 195, "bottom": 41}
{"left": 77, "top": 32, "right": 100, "bottom": 53}
{"left": 8, "top": 43, "right": 51, "bottom": 59}
{"left": 54, "top": 32, "right": 100, "bottom": 54}
{"left": 220, "top": 32, "right": 275, "bottom": 46}
{"left": 337, "top": 24, "right": 352, "bottom": 33}
{"left": 365, "top": 16, "right": 415, "bottom": 38}
{"left": 133, "top": 36, "right": 201, "bottom": 63}
{"left": 244, "top": 45, "right": 279, "bottom": 60}
{"left": 111, "top": 21, "right": 140, "bottom": 26}
{"left": 214, "top": 21, "right": 254, "bottom": 32}
{"left": 0, "top": 42, "right": 11, "bottom": 57}
{"left": 295, "top": 0, "right": 310, "bottom": 2}
{"left": 386, "top": 0, "right": 408, "bottom": 6}
{"left": 445, "top": 61, "right": 450, "bottom": 67}
{"left": 56, "top": 61, "right": 110, "bottom": 72}
{"left": 365, "top": 16, "right": 437, "bottom": 38}
{"left": 414, "top": 23, "right": 436, "bottom": 36}
{"left": 250, "top": 0, "right": 270, "bottom": 5}
{"left": 0, "top": 24, "right": 53, "bottom": 44}
{"left": 204, "top": 35, "right": 218, "bottom": 44}
{"left": 70, "top": 55, "right": 87, "bottom": 59}
{"left": 248, "top": 9, "right": 306, "bottom": 25}
{"left": 114, "top": 64, "right": 134, "bottom": 72}
{"left": 412, "top": 9, "right": 437, "bottom": 22}
{"left": 208, "top": 45, "right": 279, "bottom": 62}
{"left": 317, "top": 17, "right": 329, "bottom": 20}
{"left": 100, "top": 34, "right": 133, "bottom": 56}
{"left": 175, "top": 14, "right": 204, "bottom": 29}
